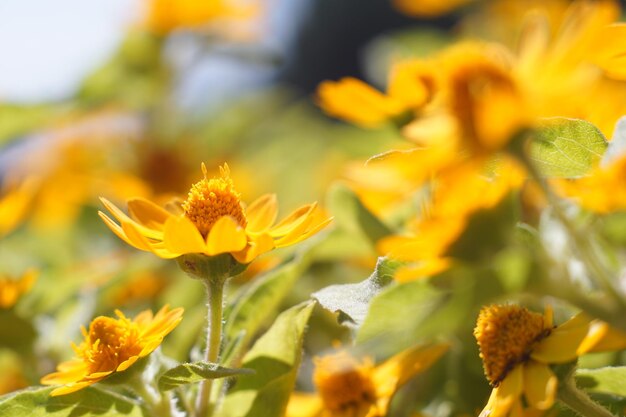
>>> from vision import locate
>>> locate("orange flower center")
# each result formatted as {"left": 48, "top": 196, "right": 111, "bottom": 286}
{"left": 78, "top": 314, "right": 142, "bottom": 374}
{"left": 474, "top": 305, "right": 550, "bottom": 386}
{"left": 182, "top": 163, "right": 247, "bottom": 237}
{"left": 313, "top": 353, "right": 377, "bottom": 414}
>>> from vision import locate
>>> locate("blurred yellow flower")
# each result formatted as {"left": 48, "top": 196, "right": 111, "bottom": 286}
{"left": 0, "top": 269, "right": 37, "bottom": 309}
{"left": 144, "top": 0, "right": 254, "bottom": 34}
{"left": 41, "top": 305, "right": 183, "bottom": 396}
{"left": 317, "top": 60, "right": 436, "bottom": 128}
{"left": 108, "top": 271, "right": 169, "bottom": 306}
{"left": 286, "top": 344, "right": 447, "bottom": 417}
{"left": 377, "top": 158, "right": 524, "bottom": 281}
{"left": 474, "top": 305, "right": 626, "bottom": 417}
{"left": 6, "top": 112, "right": 149, "bottom": 230}
{"left": 0, "top": 179, "right": 35, "bottom": 237}
{"left": 553, "top": 155, "right": 626, "bottom": 214}
{"left": 100, "top": 163, "right": 331, "bottom": 264}
{"left": 392, "top": 0, "right": 475, "bottom": 17}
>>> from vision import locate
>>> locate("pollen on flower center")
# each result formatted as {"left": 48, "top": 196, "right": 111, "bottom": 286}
{"left": 313, "top": 353, "right": 377, "bottom": 413}
{"left": 79, "top": 315, "right": 141, "bottom": 373}
{"left": 182, "top": 163, "right": 247, "bottom": 237}
{"left": 474, "top": 305, "right": 550, "bottom": 387}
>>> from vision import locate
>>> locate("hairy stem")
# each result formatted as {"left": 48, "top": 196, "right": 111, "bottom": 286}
{"left": 558, "top": 372, "right": 617, "bottom": 417}
{"left": 195, "top": 277, "right": 226, "bottom": 417}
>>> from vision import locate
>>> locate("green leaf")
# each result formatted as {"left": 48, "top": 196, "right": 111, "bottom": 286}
{"left": 224, "top": 254, "right": 312, "bottom": 350}
{"left": 0, "top": 386, "right": 147, "bottom": 417}
{"left": 158, "top": 361, "right": 254, "bottom": 391}
{"left": 356, "top": 279, "right": 446, "bottom": 348}
{"left": 529, "top": 117, "right": 608, "bottom": 178}
{"left": 312, "top": 257, "right": 399, "bottom": 328}
{"left": 577, "top": 367, "right": 626, "bottom": 397}
{"left": 222, "top": 301, "right": 315, "bottom": 417}
{"left": 327, "top": 183, "right": 392, "bottom": 245}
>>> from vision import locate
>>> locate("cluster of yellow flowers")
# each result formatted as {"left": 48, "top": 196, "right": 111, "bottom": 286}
{"left": 3, "top": 1, "right": 626, "bottom": 417}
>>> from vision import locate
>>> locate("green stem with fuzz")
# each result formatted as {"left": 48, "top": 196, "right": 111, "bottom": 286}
{"left": 558, "top": 371, "right": 618, "bottom": 417}
{"left": 127, "top": 373, "right": 175, "bottom": 417}
{"left": 195, "top": 277, "right": 226, "bottom": 417}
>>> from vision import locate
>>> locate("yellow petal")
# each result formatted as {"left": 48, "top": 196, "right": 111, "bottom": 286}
{"left": 98, "top": 212, "right": 148, "bottom": 251}
{"left": 100, "top": 197, "right": 163, "bottom": 240}
{"left": 270, "top": 204, "right": 316, "bottom": 237}
{"left": 127, "top": 197, "right": 171, "bottom": 229}
{"left": 206, "top": 216, "right": 247, "bottom": 255}
{"left": 49, "top": 381, "right": 95, "bottom": 397}
{"left": 523, "top": 361, "right": 557, "bottom": 410}
{"left": 274, "top": 205, "right": 331, "bottom": 247}
{"left": 232, "top": 233, "right": 275, "bottom": 264}
{"left": 40, "top": 362, "right": 89, "bottom": 385}
{"left": 372, "top": 343, "right": 448, "bottom": 400}
{"left": 163, "top": 215, "right": 207, "bottom": 255}
{"left": 117, "top": 356, "right": 139, "bottom": 372}
{"left": 491, "top": 365, "right": 523, "bottom": 417}
{"left": 246, "top": 194, "right": 278, "bottom": 233}
{"left": 577, "top": 321, "right": 626, "bottom": 354}
{"left": 285, "top": 392, "right": 324, "bottom": 417}
{"left": 531, "top": 313, "right": 591, "bottom": 363}
{"left": 393, "top": 259, "right": 452, "bottom": 282}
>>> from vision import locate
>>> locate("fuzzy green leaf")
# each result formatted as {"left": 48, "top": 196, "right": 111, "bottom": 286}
{"left": 529, "top": 117, "right": 608, "bottom": 178}
{"left": 158, "top": 361, "right": 254, "bottom": 391}
{"left": 356, "top": 279, "right": 445, "bottom": 348}
{"left": 222, "top": 301, "right": 315, "bottom": 417}
{"left": 577, "top": 367, "right": 626, "bottom": 397}
{"left": 0, "top": 386, "right": 147, "bottom": 417}
{"left": 312, "top": 257, "right": 399, "bottom": 328}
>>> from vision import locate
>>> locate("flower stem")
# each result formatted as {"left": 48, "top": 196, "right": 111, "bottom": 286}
{"left": 558, "top": 372, "right": 618, "bottom": 417}
{"left": 195, "top": 276, "right": 226, "bottom": 417}
{"left": 127, "top": 373, "right": 174, "bottom": 417}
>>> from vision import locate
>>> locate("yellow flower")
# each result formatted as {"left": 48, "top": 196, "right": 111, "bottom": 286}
{"left": 41, "top": 305, "right": 183, "bottom": 396}
{"left": 474, "top": 305, "right": 626, "bottom": 417}
{"left": 392, "top": 0, "right": 475, "bottom": 17}
{"left": 0, "top": 269, "right": 37, "bottom": 309}
{"left": 108, "top": 271, "right": 169, "bottom": 306}
{"left": 144, "top": 0, "right": 254, "bottom": 34}
{"left": 553, "top": 155, "right": 626, "bottom": 213}
{"left": 99, "top": 163, "right": 331, "bottom": 264}
{"left": 286, "top": 344, "right": 448, "bottom": 417}
{"left": 317, "top": 60, "right": 436, "bottom": 128}
{"left": 0, "top": 179, "right": 35, "bottom": 237}
{"left": 377, "top": 158, "right": 524, "bottom": 281}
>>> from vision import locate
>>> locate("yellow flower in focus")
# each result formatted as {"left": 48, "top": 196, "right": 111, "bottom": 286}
{"left": 99, "top": 163, "right": 331, "bottom": 264}
{"left": 317, "top": 60, "right": 436, "bottom": 128}
{"left": 144, "top": 0, "right": 254, "bottom": 34}
{"left": 553, "top": 156, "right": 626, "bottom": 213}
{"left": 474, "top": 305, "right": 626, "bottom": 417}
{"left": 41, "top": 305, "right": 183, "bottom": 396}
{"left": 286, "top": 344, "right": 448, "bottom": 417}
{"left": 392, "top": 0, "right": 475, "bottom": 17}
{"left": 0, "top": 270, "right": 37, "bottom": 309}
